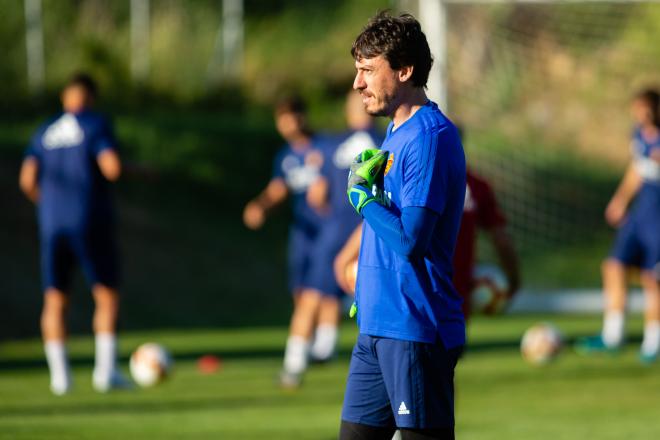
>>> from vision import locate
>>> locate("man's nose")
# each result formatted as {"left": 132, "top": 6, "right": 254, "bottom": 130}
{"left": 353, "top": 72, "right": 365, "bottom": 90}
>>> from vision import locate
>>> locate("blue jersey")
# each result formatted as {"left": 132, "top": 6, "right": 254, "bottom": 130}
{"left": 25, "top": 111, "right": 118, "bottom": 234}
{"left": 319, "top": 128, "right": 382, "bottom": 231}
{"left": 272, "top": 142, "right": 323, "bottom": 233}
{"left": 355, "top": 101, "right": 466, "bottom": 348}
{"left": 631, "top": 127, "right": 660, "bottom": 188}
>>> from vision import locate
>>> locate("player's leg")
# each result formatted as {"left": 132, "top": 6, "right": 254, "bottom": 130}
{"left": 280, "top": 228, "right": 320, "bottom": 387}
{"left": 282, "top": 287, "right": 322, "bottom": 386}
{"left": 308, "top": 232, "right": 345, "bottom": 362}
{"left": 340, "top": 334, "right": 396, "bottom": 440}
{"left": 310, "top": 295, "right": 341, "bottom": 362}
{"left": 398, "top": 428, "right": 455, "bottom": 440}
{"left": 339, "top": 421, "right": 396, "bottom": 440}
{"left": 41, "top": 233, "right": 74, "bottom": 395}
{"left": 42, "top": 288, "right": 72, "bottom": 395}
{"left": 91, "top": 283, "right": 127, "bottom": 390}
{"left": 576, "top": 222, "right": 638, "bottom": 354}
{"left": 576, "top": 258, "right": 628, "bottom": 353}
{"left": 600, "top": 258, "right": 628, "bottom": 348}
{"left": 640, "top": 270, "right": 660, "bottom": 362}
{"left": 76, "top": 225, "right": 127, "bottom": 391}
{"left": 639, "top": 224, "right": 660, "bottom": 363}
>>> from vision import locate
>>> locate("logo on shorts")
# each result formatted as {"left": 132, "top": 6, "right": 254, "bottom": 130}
{"left": 398, "top": 401, "right": 410, "bottom": 415}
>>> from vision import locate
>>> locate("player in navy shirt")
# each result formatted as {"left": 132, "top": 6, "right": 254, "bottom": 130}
{"left": 577, "top": 89, "right": 660, "bottom": 363}
{"left": 243, "top": 96, "right": 326, "bottom": 387}
{"left": 304, "top": 90, "right": 382, "bottom": 365}
{"left": 19, "top": 73, "right": 127, "bottom": 395}
{"left": 340, "top": 13, "right": 466, "bottom": 439}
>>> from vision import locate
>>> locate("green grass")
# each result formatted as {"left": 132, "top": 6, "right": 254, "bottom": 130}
{"left": 1, "top": 314, "right": 659, "bottom": 439}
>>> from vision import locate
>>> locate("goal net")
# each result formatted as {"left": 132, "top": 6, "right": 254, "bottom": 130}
{"left": 437, "top": 1, "right": 660, "bottom": 287}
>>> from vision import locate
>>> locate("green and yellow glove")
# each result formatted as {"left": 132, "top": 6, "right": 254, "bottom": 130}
{"left": 346, "top": 149, "right": 389, "bottom": 215}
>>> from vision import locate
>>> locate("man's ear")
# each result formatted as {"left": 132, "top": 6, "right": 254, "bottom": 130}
{"left": 398, "top": 65, "right": 414, "bottom": 83}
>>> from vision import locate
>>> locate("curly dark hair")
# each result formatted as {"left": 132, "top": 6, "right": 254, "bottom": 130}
{"left": 635, "top": 88, "right": 660, "bottom": 126}
{"left": 274, "top": 95, "right": 307, "bottom": 116}
{"left": 66, "top": 72, "right": 98, "bottom": 98}
{"left": 351, "top": 11, "right": 433, "bottom": 88}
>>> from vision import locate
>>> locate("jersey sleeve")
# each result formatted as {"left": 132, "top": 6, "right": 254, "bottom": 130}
{"left": 474, "top": 179, "right": 506, "bottom": 229}
{"left": 400, "top": 126, "right": 457, "bottom": 215}
{"left": 319, "top": 142, "right": 333, "bottom": 179}
{"left": 24, "top": 130, "right": 43, "bottom": 162}
{"left": 271, "top": 149, "right": 285, "bottom": 180}
{"left": 91, "top": 117, "right": 118, "bottom": 156}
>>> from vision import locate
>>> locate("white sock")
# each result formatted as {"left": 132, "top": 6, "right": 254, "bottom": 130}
{"left": 601, "top": 310, "right": 625, "bottom": 348}
{"left": 93, "top": 333, "right": 117, "bottom": 384}
{"left": 283, "top": 335, "right": 310, "bottom": 374}
{"left": 44, "top": 340, "right": 71, "bottom": 395}
{"left": 641, "top": 321, "right": 660, "bottom": 357}
{"left": 310, "top": 324, "right": 338, "bottom": 361}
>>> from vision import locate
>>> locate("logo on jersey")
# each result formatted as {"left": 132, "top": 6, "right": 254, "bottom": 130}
{"left": 282, "top": 153, "right": 321, "bottom": 193}
{"left": 398, "top": 401, "right": 410, "bottom": 415}
{"left": 333, "top": 131, "right": 378, "bottom": 169}
{"left": 42, "top": 113, "right": 85, "bottom": 150}
{"left": 384, "top": 152, "right": 394, "bottom": 176}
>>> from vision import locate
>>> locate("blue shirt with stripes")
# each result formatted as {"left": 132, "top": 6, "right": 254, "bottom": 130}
{"left": 355, "top": 101, "right": 467, "bottom": 348}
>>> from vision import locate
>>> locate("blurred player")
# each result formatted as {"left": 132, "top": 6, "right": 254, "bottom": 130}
{"left": 577, "top": 89, "right": 660, "bottom": 363}
{"left": 340, "top": 12, "right": 466, "bottom": 440}
{"left": 305, "top": 90, "right": 381, "bottom": 363}
{"left": 242, "top": 96, "right": 325, "bottom": 387}
{"left": 453, "top": 125, "right": 519, "bottom": 319}
{"left": 18, "top": 73, "right": 126, "bottom": 395}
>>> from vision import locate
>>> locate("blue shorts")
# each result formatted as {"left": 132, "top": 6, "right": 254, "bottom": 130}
{"left": 610, "top": 212, "right": 660, "bottom": 276}
{"left": 288, "top": 225, "right": 317, "bottom": 293}
{"left": 40, "top": 224, "right": 119, "bottom": 292}
{"left": 341, "top": 334, "right": 462, "bottom": 429}
{"left": 306, "top": 221, "right": 357, "bottom": 298}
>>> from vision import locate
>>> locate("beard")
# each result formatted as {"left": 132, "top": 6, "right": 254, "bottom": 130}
{"left": 363, "top": 90, "right": 396, "bottom": 117}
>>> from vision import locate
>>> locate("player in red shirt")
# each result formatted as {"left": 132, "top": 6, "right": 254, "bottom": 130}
{"left": 454, "top": 168, "right": 519, "bottom": 318}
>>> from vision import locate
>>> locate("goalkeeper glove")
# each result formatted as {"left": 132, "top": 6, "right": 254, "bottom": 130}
{"left": 347, "top": 149, "right": 389, "bottom": 215}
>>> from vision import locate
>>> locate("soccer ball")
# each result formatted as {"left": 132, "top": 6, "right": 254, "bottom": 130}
{"left": 471, "top": 264, "right": 509, "bottom": 314}
{"left": 129, "top": 343, "right": 172, "bottom": 387}
{"left": 520, "top": 323, "right": 563, "bottom": 365}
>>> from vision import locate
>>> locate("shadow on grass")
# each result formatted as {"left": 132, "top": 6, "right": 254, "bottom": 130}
{"left": 0, "top": 333, "right": 644, "bottom": 371}
{"left": 0, "top": 391, "right": 343, "bottom": 418}
{"left": 0, "top": 347, "right": 349, "bottom": 371}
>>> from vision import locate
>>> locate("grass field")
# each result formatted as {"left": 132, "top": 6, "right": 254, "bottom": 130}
{"left": 2, "top": 314, "right": 659, "bottom": 439}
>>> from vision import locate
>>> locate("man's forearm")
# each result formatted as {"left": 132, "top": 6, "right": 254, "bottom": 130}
{"left": 490, "top": 228, "right": 520, "bottom": 295}
{"left": 361, "top": 203, "right": 437, "bottom": 259}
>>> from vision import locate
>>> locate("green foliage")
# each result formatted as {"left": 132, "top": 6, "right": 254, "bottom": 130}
{"left": 0, "top": 0, "right": 389, "bottom": 105}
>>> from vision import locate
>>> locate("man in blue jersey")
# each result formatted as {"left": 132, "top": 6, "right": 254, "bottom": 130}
{"left": 305, "top": 90, "right": 382, "bottom": 364}
{"left": 340, "top": 12, "right": 466, "bottom": 440}
{"left": 19, "top": 73, "right": 126, "bottom": 395}
{"left": 576, "top": 89, "right": 660, "bottom": 363}
{"left": 243, "top": 96, "right": 325, "bottom": 387}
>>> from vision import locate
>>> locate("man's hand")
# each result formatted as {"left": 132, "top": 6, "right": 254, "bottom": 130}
{"left": 348, "top": 185, "right": 375, "bottom": 214}
{"left": 97, "top": 149, "right": 121, "bottom": 182}
{"left": 605, "top": 196, "right": 627, "bottom": 227}
{"left": 19, "top": 157, "right": 40, "bottom": 203}
{"left": 243, "top": 201, "right": 265, "bottom": 230}
{"left": 346, "top": 149, "right": 389, "bottom": 214}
